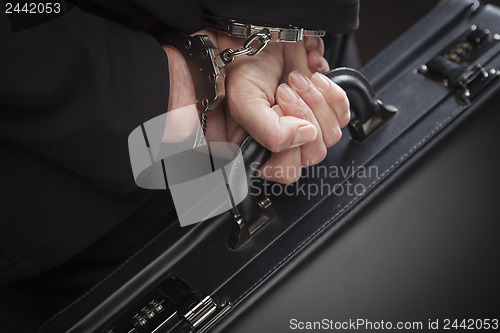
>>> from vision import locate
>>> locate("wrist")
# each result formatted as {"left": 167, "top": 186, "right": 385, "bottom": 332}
{"left": 192, "top": 28, "right": 220, "bottom": 48}
{"left": 216, "top": 31, "right": 247, "bottom": 52}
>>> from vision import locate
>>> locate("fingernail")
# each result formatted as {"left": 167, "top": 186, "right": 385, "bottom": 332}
{"left": 278, "top": 84, "right": 298, "bottom": 103}
{"left": 291, "top": 124, "right": 317, "bottom": 148}
{"left": 311, "top": 72, "right": 331, "bottom": 90}
{"left": 289, "top": 71, "right": 311, "bottom": 91}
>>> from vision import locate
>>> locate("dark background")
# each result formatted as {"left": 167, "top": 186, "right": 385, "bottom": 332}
{"left": 355, "top": 0, "right": 498, "bottom": 64}
{"left": 355, "top": 0, "right": 440, "bottom": 64}
{"left": 224, "top": 1, "right": 500, "bottom": 332}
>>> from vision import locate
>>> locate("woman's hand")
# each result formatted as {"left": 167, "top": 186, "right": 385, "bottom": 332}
{"left": 216, "top": 33, "right": 350, "bottom": 183}
{"left": 162, "top": 31, "right": 350, "bottom": 184}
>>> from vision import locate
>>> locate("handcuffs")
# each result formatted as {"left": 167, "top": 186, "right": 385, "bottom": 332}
{"left": 158, "top": 15, "right": 326, "bottom": 148}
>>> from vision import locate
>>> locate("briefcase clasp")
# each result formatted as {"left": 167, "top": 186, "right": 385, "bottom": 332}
{"left": 228, "top": 196, "right": 277, "bottom": 250}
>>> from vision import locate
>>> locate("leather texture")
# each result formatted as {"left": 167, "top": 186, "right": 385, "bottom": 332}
{"left": 233, "top": 67, "right": 379, "bottom": 224}
{"left": 40, "top": 1, "right": 500, "bottom": 332}
{"left": 326, "top": 67, "right": 378, "bottom": 123}
{"left": 233, "top": 136, "right": 270, "bottom": 223}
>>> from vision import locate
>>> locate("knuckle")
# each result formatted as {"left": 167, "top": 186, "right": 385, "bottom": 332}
{"left": 316, "top": 145, "right": 328, "bottom": 163}
{"left": 303, "top": 145, "right": 327, "bottom": 166}
{"left": 294, "top": 103, "right": 311, "bottom": 120}
{"left": 309, "top": 90, "right": 326, "bottom": 108}
{"left": 332, "top": 88, "right": 349, "bottom": 107}
{"left": 263, "top": 131, "right": 284, "bottom": 152}
{"left": 339, "top": 109, "right": 351, "bottom": 128}
{"left": 340, "top": 96, "right": 351, "bottom": 127}
{"left": 281, "top": 168, "right": 302, "bottom": 184}
{"left": 326, "top": 127, "right": 343, "bottom": 147}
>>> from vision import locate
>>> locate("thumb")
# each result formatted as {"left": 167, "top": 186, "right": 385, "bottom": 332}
{"left": 228, "top": 87, "right": 317, "bottom": 152}
{"left": 273, "top": 110, "right": 318, "bottom": 150}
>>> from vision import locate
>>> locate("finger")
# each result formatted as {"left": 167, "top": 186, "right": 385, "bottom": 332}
{"left": 307, "top": 50, "right": 330, "bottom": 74}
{"left": 307, "top": 51, "right": 319, "bottom": 73}
{"left": 282, "top": 41, "right": 314, "bottom": 78}
{"left": 258, "top": 147, "right": 303, "bottom": 184}
{"left": 304, "top": 37, "right": 325, "bottom": 56}
{"left": 288, "top": 71, "right": 342, "bottom": 148}
{"left": 227, "top": 81, "right": 317, "bottom": 153}
{"left": 318, "top": 56, "right": 330, "bottom": 73}
{"left": 311, "top": 72, "right": 351, "bottom": 128}
{"left": 276, "top": 83, "right": 328, "bottom": 166}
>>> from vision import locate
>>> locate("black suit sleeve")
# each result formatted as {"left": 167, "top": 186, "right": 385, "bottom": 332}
{"left": 90, "top": 0, "right": 359, "bottom": 36}
{"left": 202, "top": 0, "right": 359, "bottom": 34}
{"left": 0, "top": 5, "right": 169, "bottom": 194}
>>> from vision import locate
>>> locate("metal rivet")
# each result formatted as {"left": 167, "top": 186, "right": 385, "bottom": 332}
{"left": 217, "top": 299, "right": 228, "bottom": 307}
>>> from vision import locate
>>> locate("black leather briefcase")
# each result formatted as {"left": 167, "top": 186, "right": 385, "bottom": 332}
{"left": 40, "top": 0, "right": 500, "bottom": 332}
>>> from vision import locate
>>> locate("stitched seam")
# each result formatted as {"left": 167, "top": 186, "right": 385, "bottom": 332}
{"left": 229, "top": 146, "right": 243, "bottom": 195}
{"left": 40, "top": 105, "right": 464, "bottom": 331}
{"left": 234, "top": 106, "right": 465, "bottom": 305}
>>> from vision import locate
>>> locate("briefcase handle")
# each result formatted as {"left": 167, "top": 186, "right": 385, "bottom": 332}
{"left": 229, "top": 67, "right": 397, "bottom": 249}
{"left": 239, "top": 67, "right": 397, "bottom": 169}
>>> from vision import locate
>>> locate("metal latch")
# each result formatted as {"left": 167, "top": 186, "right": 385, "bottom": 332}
{"left": 183, "top": 296, "right": 217, "bottom": 328}
{"left": 228, "top": 196, "right": 277, "bottom": 250}
{"left": 454, "top": 65, "right": 499, "bottom": 104}
{"left": 170, "top": 275, "right": 232, "bottom": 333}
{"left": 347, "top": 99, "right": 397, "bottom": 142}
{"left": 325, "top": 67, "right": 398, "bottom": 143}
{"left": 102, "top": 274, "right": 231, "bottom": 333}
{"left": 182, "top": 295, "right": 231, "bottom": 333}
{"left": 419, "top": 25, "right": 500, "bottom": 105}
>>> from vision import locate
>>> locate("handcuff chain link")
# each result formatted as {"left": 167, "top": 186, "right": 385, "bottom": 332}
{"left": 219, "top": 29, "right": 272, "bottom": 64}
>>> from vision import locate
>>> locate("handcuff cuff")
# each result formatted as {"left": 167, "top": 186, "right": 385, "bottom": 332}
{"left": 157, "top": 16, "right": 326, "bottom": 148}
